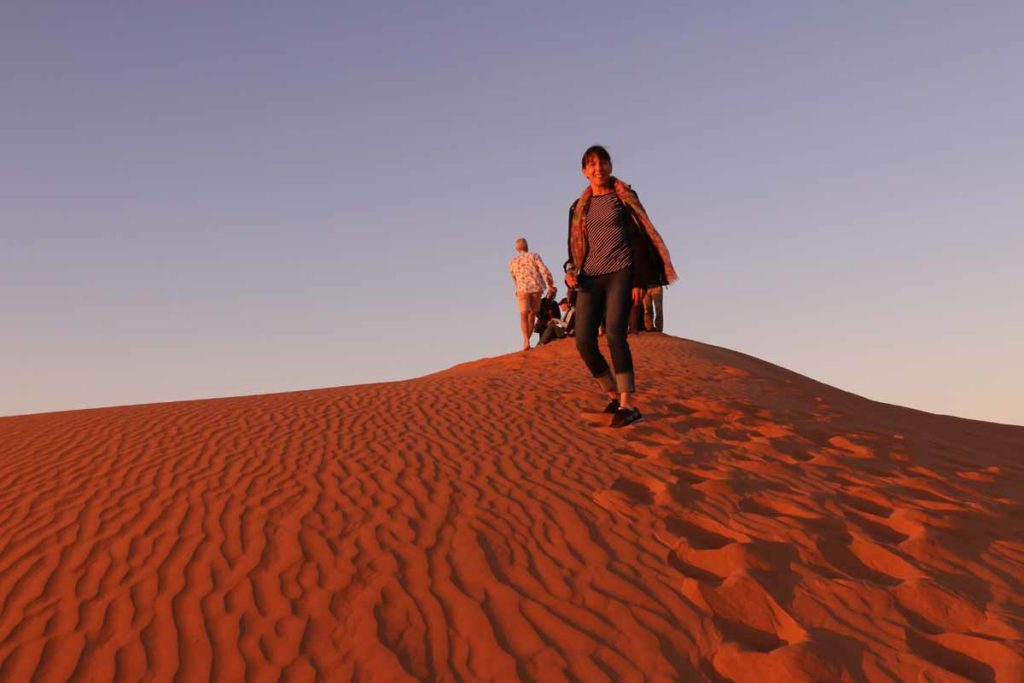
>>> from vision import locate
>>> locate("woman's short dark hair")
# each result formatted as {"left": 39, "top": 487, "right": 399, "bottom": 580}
{"left": 581, "top": 145, "right": 611, "bottom": 168}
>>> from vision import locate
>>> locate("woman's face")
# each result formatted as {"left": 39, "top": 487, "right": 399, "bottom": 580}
{"left": 582, "top": 155, "right": 613, "bottom": 189}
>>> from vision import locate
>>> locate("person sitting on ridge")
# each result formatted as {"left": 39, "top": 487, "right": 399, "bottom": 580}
{"left": 534, "top": 287, "right": 561, "bottom": 344}
{"left": 539, "top": 298, "right": 575, "bottom": 345}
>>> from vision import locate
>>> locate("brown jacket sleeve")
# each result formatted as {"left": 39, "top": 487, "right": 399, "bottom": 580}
{"left": 566, "top": 200, "right": 579, "bottom": 269}
{"left": 624, "top": 190, "right": 667, "bottom": 288}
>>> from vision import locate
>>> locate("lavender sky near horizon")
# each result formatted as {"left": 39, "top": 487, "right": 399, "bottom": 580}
{"left": 3, "top": 1, "right": 1022, "bottom": 424}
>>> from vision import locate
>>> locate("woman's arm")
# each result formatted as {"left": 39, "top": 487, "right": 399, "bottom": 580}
{"left": 565, "top": 200, "right": 580, "bottom": 287}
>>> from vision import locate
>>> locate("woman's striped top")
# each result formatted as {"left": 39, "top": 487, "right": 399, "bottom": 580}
{"left": 582, "top": 193, "right": 632, "bottom": 276}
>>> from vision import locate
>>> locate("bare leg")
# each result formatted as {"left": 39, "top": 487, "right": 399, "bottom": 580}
{"left": 519, "top": 310, "right": 532, "bottom": 350}
{"left": 652, "top": 286, "right": 664, "bottom": 331}
{"left": 518, "top": 292, "right": 541, "bottom": 350}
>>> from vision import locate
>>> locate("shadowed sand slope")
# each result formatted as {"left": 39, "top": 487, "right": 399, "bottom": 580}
{"left": 1, "top": 335, "right": 1022, "bottom": 682}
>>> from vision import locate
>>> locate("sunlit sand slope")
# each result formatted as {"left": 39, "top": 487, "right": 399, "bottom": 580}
{"left": 1, "top": 335, "right": 1021, "bottom": 681}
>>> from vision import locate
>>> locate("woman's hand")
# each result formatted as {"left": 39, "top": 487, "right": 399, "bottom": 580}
{"left": 566, "top": 273, "right": 578, "bottom": 288}
{"left": 632, "top": 287, "right": 644, "bottom": 305}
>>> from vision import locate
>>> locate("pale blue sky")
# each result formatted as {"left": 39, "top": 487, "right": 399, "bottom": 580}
{"left": 3, "top": 1, "right": 1022, "bottom": 424}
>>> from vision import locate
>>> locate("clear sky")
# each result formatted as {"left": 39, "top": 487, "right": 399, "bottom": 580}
{"left": 3, "top": 1, "right": 1022, "bottom": 425}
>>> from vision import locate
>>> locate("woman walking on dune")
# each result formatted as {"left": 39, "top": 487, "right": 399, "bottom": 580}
{"left": 564, "top": 145, "right": 678, "bottom": 428}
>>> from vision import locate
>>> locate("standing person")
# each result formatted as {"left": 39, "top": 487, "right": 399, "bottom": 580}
{"left": 509, "top": 237, "right": 556, "bottom": 351}
{"left": 564, "top": 145, "right": 679, "bottom": 427}
{"left": 643, "top": 285, "right": 664, "bottom": 332}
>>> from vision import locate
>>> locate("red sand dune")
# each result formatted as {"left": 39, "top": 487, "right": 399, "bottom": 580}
{"left": 1, "top": 335, "right": 1022, "bottom": 682}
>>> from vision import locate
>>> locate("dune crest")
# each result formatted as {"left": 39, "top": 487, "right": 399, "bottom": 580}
{"left": 1, "top": 335, "right": 1021, "bottom": 681}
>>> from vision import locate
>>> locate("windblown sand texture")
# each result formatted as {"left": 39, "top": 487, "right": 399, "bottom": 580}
{"left": 1, "top": 335, "right": 1022, "bottom": 682}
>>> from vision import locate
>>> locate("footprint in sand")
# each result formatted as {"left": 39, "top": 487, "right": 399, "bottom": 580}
{"left": 846, "top": 536, "right": 919, "bottom": 582}
{"left": 693, "top": 573, "right": 809, "bottom": 655}
{"left": 611, "top": 445, "right": 652, "bottom": 460}
{"left": 844, "top": 509, "right": 909, "bottom": 545}
{"left": 828, "top": 435, "right": 876, "bottom": 459}
{"left": 587, "top": 417, "right": 685, "bottom": 447}
{"left": 956, "top": 468, "right": 999, "bottom": 482}
{"left": 654, "top": 514, "right": 745, "bottom": 555}
{"left": 745, "top": 494, "right": 823, "bottom": 520}
{"left": 737, "top": 497, "right": 780, "bottom": 518}
{"left": 810, "top": 523, "right": 908, "bottom": 587}
{"left": 592, "top": 475, "right": 667, "bottom": 517}
{"left": 905, "top": 630, "right": 1002, "bottom": 683}
{"left": 714, "top": 426, "right": 757, "bottom": 442}
{"left": 609, "top": 477, "right": 655, "bottom": 505}
{"left": 837, "top": 490, "right": 894, "bottom": 518}
{"left": 894, "top": 579, "right": 989, "bottom": 634}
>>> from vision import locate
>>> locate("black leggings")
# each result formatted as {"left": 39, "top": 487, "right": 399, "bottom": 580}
{"left": 574, "top": 267, "right": 635, "bottom": 393}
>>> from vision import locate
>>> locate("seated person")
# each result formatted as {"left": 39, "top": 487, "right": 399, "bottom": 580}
{"left": 540, "top": 298, "right": 575, "bottom": 345}
{"left": 533, "top": 288, "right": 561, "bottom": 342}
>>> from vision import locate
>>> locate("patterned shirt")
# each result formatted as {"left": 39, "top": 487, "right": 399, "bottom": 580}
{"left": 582, "top": 193, "right": 632, "bottom": 276}
{"left": 508, "top": 251, "right": 553, "bottom": 293}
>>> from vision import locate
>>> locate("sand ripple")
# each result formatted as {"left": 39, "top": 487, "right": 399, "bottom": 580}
{"left": 1, "top": 335, "right": 1021, "bottom": 681}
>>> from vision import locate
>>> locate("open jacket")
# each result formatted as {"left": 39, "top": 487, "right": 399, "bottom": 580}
{"left": 566, "top": 186, "right": 672, "bottom": 289}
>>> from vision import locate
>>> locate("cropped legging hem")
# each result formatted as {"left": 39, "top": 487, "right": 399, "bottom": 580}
{"left": 592, "top": 370, "right": 635, "bottom": 394}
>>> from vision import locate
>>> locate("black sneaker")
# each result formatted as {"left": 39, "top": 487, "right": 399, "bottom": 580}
{"left": 602, "top": 398, "right": 621, "bottom": 414}
{"left": 611, "top": 407, "right": 643, "bottom": 428}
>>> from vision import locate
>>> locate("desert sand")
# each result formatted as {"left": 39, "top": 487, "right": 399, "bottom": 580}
{"left": 0, "top": 334, "right": 1021, "bottom": 682}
